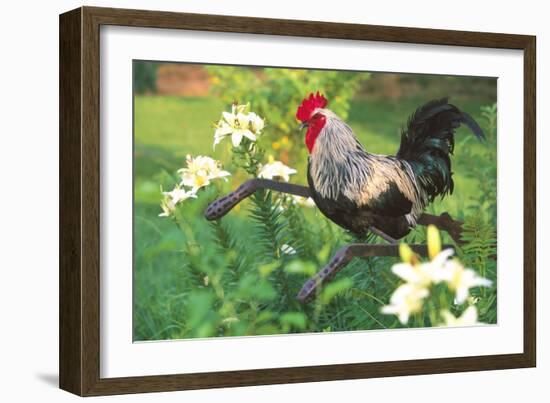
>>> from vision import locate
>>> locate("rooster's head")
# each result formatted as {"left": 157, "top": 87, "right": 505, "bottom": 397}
{"left": 296, "top": 92, "right": 329, "bottom": 153}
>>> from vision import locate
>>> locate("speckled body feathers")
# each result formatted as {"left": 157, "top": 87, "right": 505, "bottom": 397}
{"left": 307, "top": 98, "right": 484, "bottom": 239}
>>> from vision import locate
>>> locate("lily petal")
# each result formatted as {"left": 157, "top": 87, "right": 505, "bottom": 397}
{"left": 222, "top": 111, "right": 235, "bottom": 125}
{"left": 231, "top": 131, "right": 244, "bottom": 147}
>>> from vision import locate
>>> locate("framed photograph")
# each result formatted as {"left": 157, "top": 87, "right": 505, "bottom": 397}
{"left": 59, "top": 6, "right": 536, "bottom": 396}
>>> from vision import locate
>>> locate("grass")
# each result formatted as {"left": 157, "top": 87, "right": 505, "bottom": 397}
{"left": 133, "top": 93, "right": 497, "bottom": 341}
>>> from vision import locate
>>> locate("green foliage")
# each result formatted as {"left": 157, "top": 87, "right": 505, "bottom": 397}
{"left": 206, "top": 66, "right": 369, "bottom": 163}
{"left": 459, "top": 211, "right": 497, "bottom": 323}
{"left": 280, "top": 312, "right": 308, "bottom": 332}
{"left": 480, "top": 103, "right": 497, "bottom": 142}
{"left": 461, "top": 212, "right": 497, "bottom": 274}
{"left": 456, "top": 102, "right": 498, "bottom": 324}
{"left": 320, "top": 278, "right": 354, "bottom": 305}
{"left": 456, "top": 102, "right": 498, "bottom": 222}
{"left": 133, "top": 61, "right": 160, "bottom": 94}
{"left": 458, "top": 102, "right": 498, "bottom": 270}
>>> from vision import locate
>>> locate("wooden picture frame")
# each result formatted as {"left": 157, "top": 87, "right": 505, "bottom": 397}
{"left": 59, "top": 6, "right": 536, "bottom": 396}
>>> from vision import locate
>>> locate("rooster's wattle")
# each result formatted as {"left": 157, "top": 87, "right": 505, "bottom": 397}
{"left": 297, "top": 92, "right": 485, "bottom": 241}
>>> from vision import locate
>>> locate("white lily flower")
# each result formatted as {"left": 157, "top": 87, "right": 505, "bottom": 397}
{"left": 391, "top": 262, "right": 434, "bottom": 288}
{"left": 163, "top": 186, "right": 197, "bottom": 205}
{"left": 231, "top": 113, "right": 256, "bottom": 147}
{"left": 189, "top": 155, "right": 231, "bottom": 181}
{"left": 208, "top": 164, "right": 231, "bottom": 181}
{"left": 213, "top": 105, "right": 263, "bottom": 148}
{"left": 438, "top": 259, "right": 492, "bottom": 304}
{"left": 159, "top": 197, "right": 176, "bottom": 217}
{"left": 159, "top": 186, "right": 197, "bottom": 218}
{"left": 258, "top": 159, "right": 297, "bottom": 182}
{"left": 440, "top": 306, "right": 484, "bottom": 327}
{"left": 391, "top": 248, "right": 454, "bottom": 288}
{"left": 381, "top": 284, "right": 429, "bottom": 325}
{"left": 177, "top": 155, "right": 231, "bottom": 192}
{"left": 292, "top": 196, "right": 317, "bottom": 208}
{"left": 222, "top": 110, "right": 236, "bottom": 125}
{"left": 431, "top": 248, "right": 455, "bottom": 271}
{"left": 385, "top": 226, "right": 492, "bottom": 327}
{"left": 180, "top": 155, "right": 213, "bottom": 174}
{"left": 180, "top": 171, "right": 210, "bottom": 192}
{"left": 248, "top": 112, "right": 265, "bottom": 133}
{"left": 213, "top": 122, "right": 233, "bottom": 147}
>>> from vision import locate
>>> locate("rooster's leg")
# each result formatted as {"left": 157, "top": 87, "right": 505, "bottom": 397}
{"left": 297, "top": 243, "right": 430, "bottom": 303}
{"left": 205, "top": 178, "right": 311, "bottom": 220}
{"left": 369, "top": 227, "right": 399, "bottom": 244}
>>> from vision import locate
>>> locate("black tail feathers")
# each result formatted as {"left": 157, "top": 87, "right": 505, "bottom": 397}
{"left": 396, "top": 98, "right": 486, "bottom": 201}
{"left": 460, "top": 111, "right": 485, "bottom": 141}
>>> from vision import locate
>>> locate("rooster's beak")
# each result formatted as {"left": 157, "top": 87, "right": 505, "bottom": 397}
{"left": 299, "top": 122, "right": 308, "bottom": 130}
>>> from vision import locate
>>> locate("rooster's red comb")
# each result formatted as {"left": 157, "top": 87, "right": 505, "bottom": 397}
{"left": 296, "top": 92, "right": 328, "bottom": 122}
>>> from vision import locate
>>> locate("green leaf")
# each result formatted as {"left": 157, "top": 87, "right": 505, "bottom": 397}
{"left": 280, "top": 312, "right": 308, "bottom": 331}
{"left": 185, "top": 290, "right": 219, "bottom": 338}
{"left": 320, "top": 277, "right": 353, "bottom": 305}
{"left": 258, "top": 261, "right": 280, "bottom": 277}
{"left": 237, "top": 274, "right": 277, "bottom": 301}
{"left": 256, "top": 311, "right": 276, "bottom": 323}
{"left": 317, "top": 243, "right": 332, "bottom": 264}
{"left": 284, "top": 260, "right": 317, "bottom": 276}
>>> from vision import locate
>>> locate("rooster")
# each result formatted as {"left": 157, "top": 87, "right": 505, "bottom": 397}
{"left": 296, "top": 92, "right": 485, "bottom": 242}
{"left": 204, "top": 92, "right": 484, "bottom": 301}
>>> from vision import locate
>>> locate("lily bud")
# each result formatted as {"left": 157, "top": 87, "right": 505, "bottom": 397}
{"left": 427, "top": 225, "right": 441, "bottom": 260}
